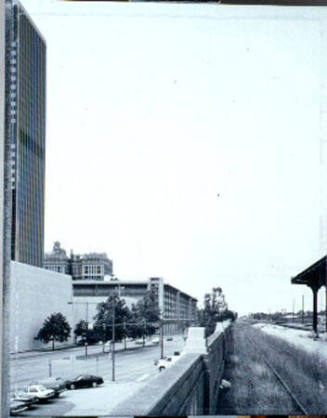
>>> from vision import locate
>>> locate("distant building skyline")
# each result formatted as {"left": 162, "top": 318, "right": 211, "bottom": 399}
{"left": 7, "top": 0, "right": 46, "bottom": 267}
{"left": 44, "top": 241, "right": 113, "bottom": 280}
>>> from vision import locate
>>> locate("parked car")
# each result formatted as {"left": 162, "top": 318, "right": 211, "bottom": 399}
{"left": 24, "top": 384, "right": 55, "bottom": 402}
{"left": 166, "top": 337, "right": 173, "bottom": 341}
{"left": 10, "top": 399, "right": 29, "bottom": 416}
{"left": 135, "top": 338, "right": 144, "bottom": 345}
{"left": 34, "top": 377, "right": 66, "bottom": 398}
{"left": 155, "top": 356, "right": 177, "bottom": 371}
{"left": 151, "top": 337, "right": 160, "bottom": 344}
{"left": 11, "top": 391, "right": 38, "bottom": 406}
{"left": 155, "top": 352, "right": 182, "bottom": 371}
{"left": 65, "top": 375, "right": 104, "bottom": 390}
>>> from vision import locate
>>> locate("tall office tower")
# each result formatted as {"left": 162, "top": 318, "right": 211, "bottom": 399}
{"left": 6, "top": 0, "right": 46, "bottom": 266}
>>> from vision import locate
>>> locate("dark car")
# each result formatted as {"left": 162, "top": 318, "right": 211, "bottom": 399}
{"left": 10, "top": 399, "right": 29, "bottom": 416}
{"left": 65, "top": 375, "right": 104, "bottom": 390}
{"left": 34, "top": 378, "right": 66, "bottom": 398}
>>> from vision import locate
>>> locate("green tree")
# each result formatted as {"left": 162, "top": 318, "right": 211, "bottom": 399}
{"left": 73, "top": 320, "right": 101, "bottom": 345}
{"left": 200, "top": 288, "right": 235, "bottom": 337}
{"left": 128, "top": 303, "right": 144, "bottom": 339}
{"left": 93, "top": 295, "right": 132, "bottom": 342}
{"left": 135, "top": 289, "right": 161, "bottom": 337}
{"left": 74, "top": 320, "right": 88, "bottom": 340}
{"left": 35, "top": 312, "right": 71, "bottom": 350}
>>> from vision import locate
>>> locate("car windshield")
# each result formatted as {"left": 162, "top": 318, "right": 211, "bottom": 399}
{"left": 76, "top": 376, "right": 84, "bottom": 380}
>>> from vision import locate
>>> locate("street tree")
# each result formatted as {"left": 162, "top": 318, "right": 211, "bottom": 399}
{"left": 73, "top": 320, "right": 101, "bottom": 345}
{"left": 134, "top": 289, "right": 161, "bottom": 337}
{"left": 128, "top": 303, "right": 144, "bottom": 339}
{"left": 74, "top": 320, "right": 88, "bottom": 340}
{"left": 93, "top": 295, "right": 132, "bottom": 342}
{"left": 35, "top": 312, "right": 71, "bottom": 350}
{"left": 198, "top": 287, "right": 235, "bottom": 337}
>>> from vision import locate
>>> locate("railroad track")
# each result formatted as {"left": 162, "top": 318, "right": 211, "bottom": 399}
{"left": 246, "top": 336, "right": 308, "bottom": 415}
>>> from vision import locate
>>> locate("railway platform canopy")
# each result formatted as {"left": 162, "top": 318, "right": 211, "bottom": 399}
{"left": 291, "top": 255, "right": 327, "bottom": 335}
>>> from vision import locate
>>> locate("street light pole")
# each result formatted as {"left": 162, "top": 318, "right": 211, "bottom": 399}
{"left": 112, "top": 294, "right": 116, "bottom": 382}
{"left": 160, "top": 319, "right": 164, "bottom": 359}
{"left": 292, "top": 298, "right": 295, "bottom": 323}
{"left": 123, "top": 321, "right": 127, "bottom": 350}
{"left": 326, "top": 287, "right": 327, "bottom": 332}
{"left": 86, "top": 301, "right": 89, "bottom": 323}
{"left": 143, "top": 319, "right": 146, "bottom": 347}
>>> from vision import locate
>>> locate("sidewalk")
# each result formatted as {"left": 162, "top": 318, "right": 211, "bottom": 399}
{"left": 10, "top": 339, "right": 157, "bottom": 361}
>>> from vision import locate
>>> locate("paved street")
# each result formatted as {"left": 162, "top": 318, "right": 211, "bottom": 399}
{"left": 11, "top": 336, "right": 185, "bottom": 416}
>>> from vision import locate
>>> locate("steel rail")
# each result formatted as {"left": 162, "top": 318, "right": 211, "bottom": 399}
{"left": 246, "top": 336, "right": 308, "bottom": 415}
{"left": 262, "top": 354, "right": 308, "bottom": 415}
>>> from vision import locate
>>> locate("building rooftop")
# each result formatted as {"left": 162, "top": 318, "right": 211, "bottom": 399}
{"left": 73, "top": 279, "right": 148, "bottom": 285}
{"left": 73, "top": 279, "right": 197, "bottom": 302}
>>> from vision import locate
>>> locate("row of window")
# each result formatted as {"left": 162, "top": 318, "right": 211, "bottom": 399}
{"left": 83, "top": 265, "right": 102, "bottom": 276}
{"left": 45, "top": 265, "right": 65, "bottom": 273}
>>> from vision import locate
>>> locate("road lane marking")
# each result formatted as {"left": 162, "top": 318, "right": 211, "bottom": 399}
{"left": 136, "top": 373, "right": 149, "bottom": 382}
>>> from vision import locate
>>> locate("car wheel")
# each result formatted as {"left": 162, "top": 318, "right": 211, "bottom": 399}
{"left": 92, "top": 382, "right": 97, "bottom": 388}
{"left": 159, "top": 366, "right": 165, "bottom": 372}
{"left": 70, "top": 384, "right": 75, "bottom": 390}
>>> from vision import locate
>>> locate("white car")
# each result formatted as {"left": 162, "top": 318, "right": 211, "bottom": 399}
{"left": 24, "top": 385, "right": 55, "bottom": 401}
{"left": 155, "top": 355, "right": 178, "bottom": 371}
{"left": 151, "top": 337, "right": 160, "bottom": 344}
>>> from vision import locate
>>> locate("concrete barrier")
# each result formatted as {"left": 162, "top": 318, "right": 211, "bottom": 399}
{"left": 184, "top": 327, "right": 207, "bottom": 354}
{"left": 111, "top": 322, "right": 233, "bottom": 416}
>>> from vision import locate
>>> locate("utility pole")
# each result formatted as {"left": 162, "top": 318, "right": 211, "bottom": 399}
{"left": 143, "top": 319, "right": 146, "bottom": 347}
{"left": 123, "top": 321, "right": 127, "bottom": 350}
{"left": 160, "top": 320, "right": 164, "bottom": 359}
{"left": 292, "top": 298, "right": 295, "bottom": 323}
{"left": 48, "top": 359, "right": 52, "bottom": 377}
{"left": 112, "top": 294, "right": 116, "bottom": 382}
{"left": 326, "top": 287, "right": 327, "bottom": 332}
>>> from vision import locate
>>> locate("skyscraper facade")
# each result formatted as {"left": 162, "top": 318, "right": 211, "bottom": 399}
{"left": 6, "top": 0, "right": 46, "bottom": 266}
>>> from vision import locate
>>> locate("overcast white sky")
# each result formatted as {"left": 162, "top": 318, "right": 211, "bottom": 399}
{"left": 22, "top": 0, "right": 327, "bottom": 314}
